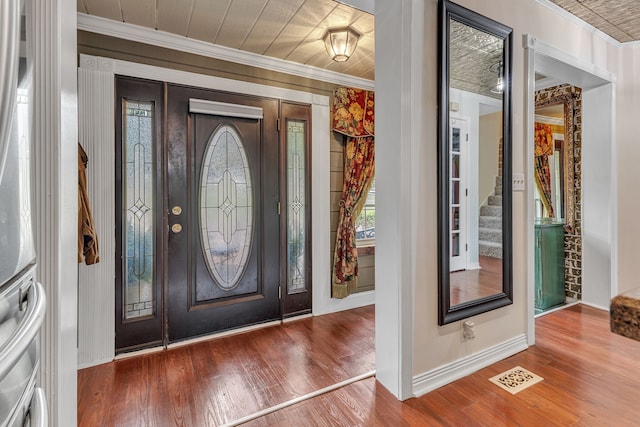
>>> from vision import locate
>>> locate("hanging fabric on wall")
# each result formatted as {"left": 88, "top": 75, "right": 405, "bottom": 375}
{"left": 331, "top": 87, "right": 375, "bottom": 299}
{"left": 78, "top": 143, "right": 100, "bottom": 265}
{"left": 534, "top": 122, "right": 554, "bottom": 218}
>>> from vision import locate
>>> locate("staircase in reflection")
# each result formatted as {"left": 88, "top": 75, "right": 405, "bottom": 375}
{"left": 479, "top": 176, "right": 502, "bottom": 259}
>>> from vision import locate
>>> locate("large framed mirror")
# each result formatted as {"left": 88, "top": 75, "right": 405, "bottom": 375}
{"left": 438, "top": 0, "right": 513, "bottom": 325}
{"left": 534, "top": 87, "right": 576, "bottom": 233}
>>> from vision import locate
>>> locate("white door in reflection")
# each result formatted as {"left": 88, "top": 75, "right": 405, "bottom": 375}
{"left": 450, "top": 116, "right": 469, "bottom": 272}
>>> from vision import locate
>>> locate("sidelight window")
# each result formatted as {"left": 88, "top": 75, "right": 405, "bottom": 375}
{"left": 122, "top": 100, "right": 155, "bottom": 319}
{"left": 286, "top": 120, "right": 307, "bottom": 294}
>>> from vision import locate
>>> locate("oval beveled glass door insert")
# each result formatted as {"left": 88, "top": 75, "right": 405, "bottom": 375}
{"left": 199, "top": 124, "right": 253, "bottom": 291}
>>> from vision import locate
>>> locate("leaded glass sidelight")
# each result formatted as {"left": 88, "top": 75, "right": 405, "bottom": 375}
{"left": 287, "top": 120, "right": 307, "bottom": 294}
{"left": 200, "top": 124, "right": 253, "bottom": 291}
{"left": 123, "top": 100, "right": 155, "bottom": 319}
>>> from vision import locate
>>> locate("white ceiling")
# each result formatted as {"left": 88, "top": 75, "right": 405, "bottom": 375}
{"left": 77, "top": 0, "right": 375, "bottom": 81}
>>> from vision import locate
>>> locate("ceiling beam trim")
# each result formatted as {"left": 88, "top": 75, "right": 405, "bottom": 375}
{"left": 77, "top": 12, "right": 375, "bottom": 90}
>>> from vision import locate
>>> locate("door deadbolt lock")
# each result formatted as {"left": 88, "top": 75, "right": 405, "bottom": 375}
{"left": 171, "top": 223, "right": 183, "bottom": 234}
{"left": 171, "top": 206, "right": 182, "bottom": 215}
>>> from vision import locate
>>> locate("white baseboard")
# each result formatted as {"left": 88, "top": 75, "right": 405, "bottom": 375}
{"left": 412, "top": 334, "right": 528, "bottom": 397}
{"left": 77, "top": 356, "right": 114, "bottom": 370}
{"left": 579, "top": 301, "right": 610, "bottom": 312}
{"left": 313, "top": 290, "right": 375, "bottom": 316}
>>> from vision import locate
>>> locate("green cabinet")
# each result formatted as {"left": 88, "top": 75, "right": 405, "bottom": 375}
{"left": 535, "top": 220, "right": 565, "bottom": 313}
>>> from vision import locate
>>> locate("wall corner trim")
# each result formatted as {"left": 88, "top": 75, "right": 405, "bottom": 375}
{"left": 412, "top": 334, "right": 528, "bottom": 397}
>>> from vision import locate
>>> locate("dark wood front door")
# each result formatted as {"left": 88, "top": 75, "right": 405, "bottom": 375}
{"left": 166, "top": 85, "right": 281, "bottom": 342}
{"left": 115, "top": 77, "right": 312, "bottom": 352}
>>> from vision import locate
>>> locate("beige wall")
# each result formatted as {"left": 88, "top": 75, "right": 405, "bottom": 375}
{"left": 478, "top": 111, "right": 502, "bottom": 207}
{"left": 408, "top": 0, "right": 620, "bottom": 378}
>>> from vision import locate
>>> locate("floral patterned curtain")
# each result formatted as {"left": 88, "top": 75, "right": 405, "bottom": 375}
{"left": 332, "top": 87, "right": 375, "bottom": 299}
{"left": 534, "top": 122, "right": 554, "bottom": 218}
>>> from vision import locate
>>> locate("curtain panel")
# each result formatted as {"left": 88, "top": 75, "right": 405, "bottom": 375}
{"left": 534, "top": 122, "right": 554, "bottom": 218}
{"left": 331, "top": 87, "right": 375, "bottom": 299}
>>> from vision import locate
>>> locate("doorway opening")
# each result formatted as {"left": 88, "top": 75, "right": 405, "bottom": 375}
{"left": 525, "top": 36, "right": 615, "bottom": 342}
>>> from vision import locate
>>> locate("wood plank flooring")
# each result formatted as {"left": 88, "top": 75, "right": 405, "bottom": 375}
{"left": 77, "top": 306, "right": 375, "bottom": 426}
{"left": 78, "top": 304, "right": 640, "bottom": 426}
{"left": 450, "top": 255, "right": 503, "bottom": 306}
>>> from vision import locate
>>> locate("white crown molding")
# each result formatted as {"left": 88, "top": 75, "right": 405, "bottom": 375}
{"left": 412, "top": 335, "right": 528, "bottom": 397}
{"left": 535, "top": 0, "right": 621, "bottom": 47}
{"left": 77, "top": 13, "right": 375, "bottom": 91}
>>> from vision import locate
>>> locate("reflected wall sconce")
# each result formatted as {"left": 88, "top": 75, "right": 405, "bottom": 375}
{"left": 323, "top": 27, "right": 361, "bottom": 62}
{"left": 490, "top": 62, "right": 504, "bottom": 94}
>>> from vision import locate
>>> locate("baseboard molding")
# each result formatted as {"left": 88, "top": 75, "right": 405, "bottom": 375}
{"left": 534, "top": 301, "right": 579, "bottom": 318}
{"left": 313, "top": 290, "right": 375, "bottom": 316}
{"left": 77, "top": 356, "right": 114, "bottom": 370}
{"left": 579, "top": 301, "right": 610, "bottom": 312}
{"left": 412, "top": 334, "right": 528, "bottom": 397}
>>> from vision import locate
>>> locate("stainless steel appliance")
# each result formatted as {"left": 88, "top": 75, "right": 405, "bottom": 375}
{"left": 0, "top": 0, "right": 48, "bottom": 425}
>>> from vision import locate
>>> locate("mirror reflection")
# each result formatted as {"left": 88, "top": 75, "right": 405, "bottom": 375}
{"left": 448, "top": 20, "right": 504, "bottom": 307}
{"left": 438, "top": 0, "right": 513, "bottom": 325}
{"left": 533, "top": 89, "right": 576, "bottom": 233}
{"left": 534, "top": 104, "right": 565, "bottom": 220}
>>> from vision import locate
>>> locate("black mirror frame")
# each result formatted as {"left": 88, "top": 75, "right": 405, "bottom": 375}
{"left": 438, "top": 0, "right": 513, "bottom": 325}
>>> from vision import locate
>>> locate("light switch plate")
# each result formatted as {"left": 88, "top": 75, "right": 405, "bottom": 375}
{"left": 513, "top": 173, "right": 525, "bottom": 191}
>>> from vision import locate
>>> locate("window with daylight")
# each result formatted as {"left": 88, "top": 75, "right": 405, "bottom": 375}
{"left": 123, "top": 100, "right": 155, "bottom": 319}
{"left": 355, "top": 178, "right": 375, "bottom": 246}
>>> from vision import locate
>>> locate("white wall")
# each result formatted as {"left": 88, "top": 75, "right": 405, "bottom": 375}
{"left": 32, "top": 0, "right": 78, "bottom": 423}
{"left": 374, "top": 0, "right": 422, "bottom": 400}
{"left": 616, "top": 43, "right": 640, "bottom": 296}
{"left": 582, "top": 84, "right": 614, "bottom": 308}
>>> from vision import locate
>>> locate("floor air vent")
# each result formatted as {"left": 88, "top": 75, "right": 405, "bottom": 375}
{"left": 488, "top": 366, "right": 544, "bottom": 395}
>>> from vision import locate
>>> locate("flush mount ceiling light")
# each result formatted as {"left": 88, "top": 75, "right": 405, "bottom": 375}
{"left": 323, "top": 27, "right": 361, "bottom": 62}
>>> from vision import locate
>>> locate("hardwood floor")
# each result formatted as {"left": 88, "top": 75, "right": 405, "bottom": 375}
{"left": 78, "top": 304, "right": 640, "bottom": 426}
{"left": 450, "top": 255, "right": 503, "bottom": 305}
{"left": 77, "top": 306, "right": 375, "bottom": 426}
